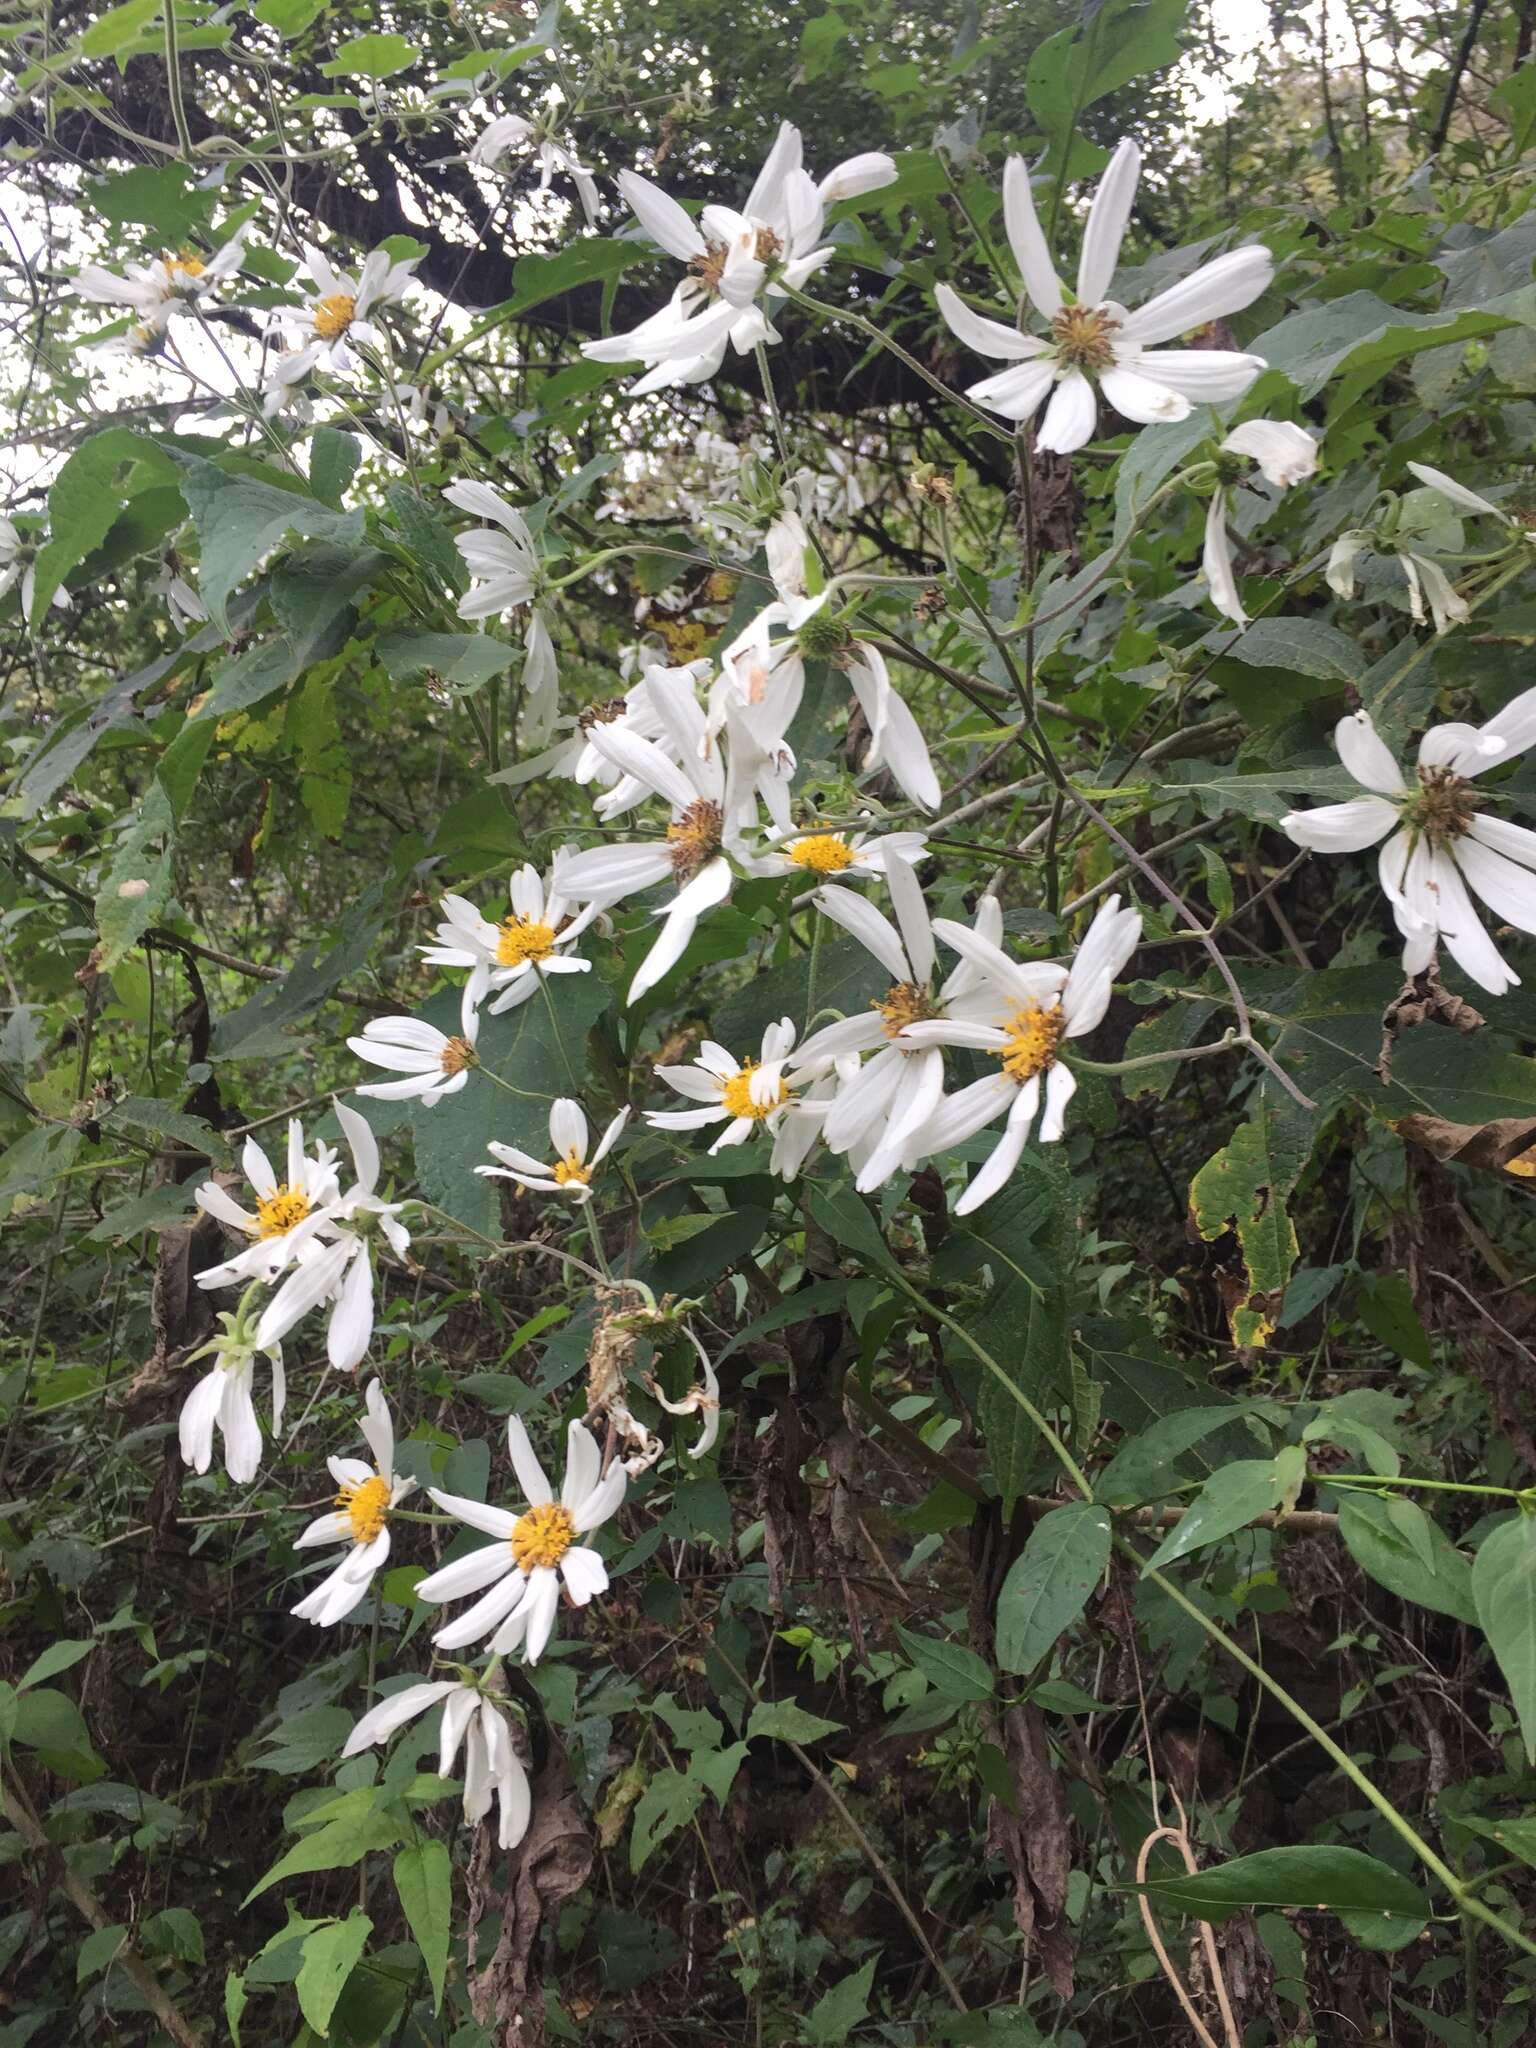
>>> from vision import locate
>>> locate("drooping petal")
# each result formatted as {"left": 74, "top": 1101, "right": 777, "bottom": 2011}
{"left": 1278, "top": 797, "right": 1399, "bottom": 854}
{"left": 1425, "top": 848, "right": 1519, "bottom": 995}
{"left": 1454, "top": 835, "right": 1536, "bottom": 938}
{"left": 966, "top": 358, "right": 1057, "bottom": 422}
{"left": 1036, "top": 371, "right": 1099, "bottom": 456}
{"left": 1201, "top": 491, "right": 1246, "bottom": 626}
{"left": 934, "top": 282, "right": 1046, "bottom": 361}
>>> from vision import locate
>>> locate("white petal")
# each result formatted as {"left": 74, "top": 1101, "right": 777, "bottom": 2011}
{"left": 559, "top": 1545, "right": 609, "bottom": 1606}
{"left": 507, "top": 1414, "right": 554, "bottom": 1506}
{"left": 1037, "top": 1062, "right": 1079, "bottom": 1144}
{"left": 1036, "top": 371, "right": 1098, "bottom": 455}
{"left": 967, "top": 358, "right": 1056, "bottom": 423}
{"left": 415, "top": 1542, "right": 512, "bottom": 1602}
{"left": 1428, "top": 848, "right": 1519, "bottom": 995}
{"left": 1335, "top": 711, "right": 1406, "bottom": 794}
{"left": 1119, "top": 245, "right": 1273, "bottom": 346}
{"left": 1455, "top": 836, "right": 1536, "bottom": 937}
{"left": 343, "top": 1679, "right": 457, "bottom": 1755}
{"left": 561, "top": 1420, "right": 601, "bottom": 1512}
{"left": 1001, "top": 155, "right": 1063, "bottom": 319}
{"left": 812, "top": 885, "right": 910, "bottom": 982}
{"left": 934, "top": 281, "right": 1044, "bottom": 361}
{"left": 1077, "top": 137, "right": 1139, "bottom": 305}
{"left": 425, "top": 1488, "right": 521, "bottom": 1541}
{"left": 326, "top": 1252, "right": 374, "bottom": 1374}
{"left": 1279, "top": 797, "right": 1399, "bottom": 854}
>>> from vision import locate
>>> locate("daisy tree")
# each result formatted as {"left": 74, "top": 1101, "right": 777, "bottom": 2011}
{"left": 6, "top": 1, "right": 1536, "bottom": 2044}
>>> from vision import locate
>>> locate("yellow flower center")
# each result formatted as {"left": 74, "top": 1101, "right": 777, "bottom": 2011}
{"left": 511, "top": 1501, "right": 576, "bottom": 1570}
{"left": 253, "top": 1184, "right": 311, "bottom": 1240}
{"left": 163, "top": 249, "right": 205, "bottom": 282}
{"left": 1051, "top": 303, "right": 1120, "bottom": 373}
{"left": 720, "top": 1060, "right": 789, "bottom": 1123}
{"left": 497, "top": 915, "right": 558, "bottom": 968}
{"left": 337, "top": 1473, "right": 392, "bottom": 1544}
{"left": 785, "top": 833, "right": 855, "bottom": 874}
{"left": 876, "top": 981, "right": 939, "bottom": 1040}
{"left": 995, "top": 999, "right": 1066, "bottom": 1085}
{"left": 666, "top": 798, "right": 724, "bottom": 881}
{"left": 314, "top": 291, "right": 356, "bottom": 341}
{"left": 439, "top": 1034, "right": 477, "bottom": 1076}
{"left": 553, "top": 1151, "right": 592, "bottom": 1187}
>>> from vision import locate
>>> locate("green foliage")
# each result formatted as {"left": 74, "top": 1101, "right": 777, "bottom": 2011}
{"left": 8, "top": 0, "right": 1536, "bottom": 2042}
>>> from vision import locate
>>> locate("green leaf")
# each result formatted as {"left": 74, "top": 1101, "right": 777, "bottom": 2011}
{"left": 629, "top": 1768, "right": 704, "bottom": 1873}
{"left": 12, "top": 1687, "right": 90, "bottom": 1752}
{"left": 253, "top": 0, "right": 325, "bottom": 34}
{"left": 1136, "top": 1843, "right": 1430, "bottom": 1929}
{"left": 692, "top": 1741, "right": 748, "bottom": 1808}
{"left": 1454, "top": 1811, "right": 1536, "bottom": 1875}
{"left": 393, "top": 1842, "right": 451, "bottom": 2013}
{"left": 296, "top": 1914, "right": 373, "bottom": 2034}
{"left": 1472, "top": 1515, "right": 1536, "bottom": 1764}
{"left": 141, "top": 1908, "right": 204, "bottom": 1963}
{"left": 30, "top": 427, "right": 179, "bottom": 624}
{"left": 162, "top": 449, "right": 363, "bottom": 630}
{"left": 19, "top": 1639, "right": 94, "bottom": 1690}
{"left": 244, "top": 1809, "right": 403, "bottom": 1903}
{"left": 1189, "top": 1104, "right": 1310, "bottom": 1345}
{"left": 808, "top": 1185, "right": 900, "bottom": 1279}
{"left": 1143, "top": 1459, "right": 1286, "bottom": 1572}
{"left": 746, "top": 1699, "right": 846, "bottom": 1745}
{"left": 1250, "top": 290, "right": 1511, "bottom": 403}
{"left": 995, "top": 1503, "right": 1112, "bottom": 1673}
{"left": 1334, "top": 1494, "right": 1475, "bottom": 1624}
{"left": 225, "top": 1971, "right": 248, "bottom": 2044}
{"left": 76, "top": 1925, "right": 128, "bottom": 1983}
{"left": 309, "top": 427, "right": 361, "bottom": 508}
{"left": 83, "top": 163, "right": 212, "bottom": 241}
{"left": 895, "top": 1627, "right": 995, "bottom": 1702}
{"left": 80, "top": 0, "right": 160, "bottom": 59}
{"left": 1222, "top": 617, "right": 1365, "bottom": 682}
{"left": 1354, "top": 1273, "right": 1432, "bottom": 1368}
{"left": 806, "top": 1956, "right": 879, "bottom": 2045}
{"left": 377, "top": 628, "right": 515, "bottom": 694}
{"left": 319, "top": 32, "right": 415, "bottom": 77}
{"left": 1025, "top": 0, "right": 1187, "bottom": 187}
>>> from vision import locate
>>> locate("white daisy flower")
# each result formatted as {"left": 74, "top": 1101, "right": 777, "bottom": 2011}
{"left": 291, "top": 1381, "right": 417, "bottom": 1626}
{"left": 646, "top": 1017, "right": 821, "bottom": 1174}
{"left": 194, "top": 1118, "right": 343, "bottom": 1289}
{"left": 417, "top": 1417, "right": 626, "bottom": 1663}
{"left": 419, "top": 862, "right": 598, "bottom": 1015}
{"left": 902, "top": 895, "right": 1143, "bottom": 1212}
{"left": 348, "top": 971, "right": 486, "bottom": 1106}
{"left": 796, "top": 861, "right": 1002, "bottom": 1192}
{"left": 255, "top": 1105, "right": 411, "bottom": 1374}
{"left": 936, "top": 139, "right": 1271, "bottom": 455}
{"left": 1280, "top": 698, "right": 1536, "bottom": 996}
{"left": 472, "top": 111, "right": 600, "bottom": 229}
{"left": 556, "top": 670, "right": 785, "bottom": 1005}
{"left": 74, "top": 233, "right": 248, "bottom": 321}
{"left": 582, "top": 120, "right": 896, "bottom": 394}
{"left": 343, "top": 1680, "right": 531, "bottom": 1849}
{"left": 479, "top": 1099, "right": 631, "bottom": 1204}
{"left": 178, "top": 1321, "right": 285, "bottom": 1485}
{"left": 264, "top": 242, "right": 418, "bottom": 403}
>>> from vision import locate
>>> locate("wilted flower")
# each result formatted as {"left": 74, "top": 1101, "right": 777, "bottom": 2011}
{"left": 343, "top": 1679, "right": 531, "bottom": 1848}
